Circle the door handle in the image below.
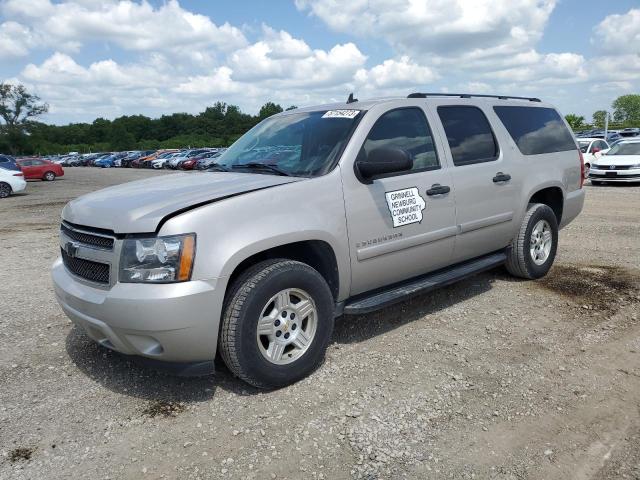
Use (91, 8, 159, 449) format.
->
(426, 184, 451, 196)
(493, 172, 511, 183)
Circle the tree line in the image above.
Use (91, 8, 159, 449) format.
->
(0, 83, 294, 155)
(564, 94, 640, 131)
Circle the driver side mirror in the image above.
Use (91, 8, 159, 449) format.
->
(591, 147, 601, 154)
(355, 147, 413, 184)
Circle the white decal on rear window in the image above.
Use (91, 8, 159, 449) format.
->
(385, 187, 426, 228)
(321, 110, 360, 119)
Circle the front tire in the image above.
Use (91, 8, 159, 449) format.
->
(505, 203, 558, 279)
(219, 259, 334, 389)
(43, 171, 56, 181)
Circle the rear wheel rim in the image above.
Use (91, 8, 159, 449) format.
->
(256, 288, 317, 365)
(530, 219, 552, 265)
(0, 183, 11, 198)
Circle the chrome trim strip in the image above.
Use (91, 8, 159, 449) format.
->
(356, 226, 458, 261)
(458, 212, 514, 234)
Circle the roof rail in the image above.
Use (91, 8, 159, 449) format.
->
(407, 92, 541, 102)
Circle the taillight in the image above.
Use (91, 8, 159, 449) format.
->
(578, 150, 585, 188)
(13, 172, 24, 177)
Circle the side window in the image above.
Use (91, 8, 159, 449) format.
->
(493, 106, 576, 155)
(20, 160, 32, 166)
(31, 160, 44, 166)
(597, 141, 608, 150)
(436, 106, 499, 166)
(360, 108, 439, 173)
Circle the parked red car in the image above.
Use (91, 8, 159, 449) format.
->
(17, 158, 64, 181)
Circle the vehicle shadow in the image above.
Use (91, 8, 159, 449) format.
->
(332, 269, 503, 345)
(64, 327, 261, 403)
(65, 268, 507, 401)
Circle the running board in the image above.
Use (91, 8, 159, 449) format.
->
(343, 252, 507, 315)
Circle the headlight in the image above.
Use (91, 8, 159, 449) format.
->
(119, 234, 196, 283)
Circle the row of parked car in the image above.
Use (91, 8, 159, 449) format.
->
(0, 153, 66, 198)
(574, 127, 640, 144)
(48, 148, 227, 170)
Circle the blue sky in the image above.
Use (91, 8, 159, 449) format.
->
(1, 0, 639, 125)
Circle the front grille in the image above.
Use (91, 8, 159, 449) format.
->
(61, 248, 110, 284)
(61, 224, 114, 250)
(595, 165, 632, 170)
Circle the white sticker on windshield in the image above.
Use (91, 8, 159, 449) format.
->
(385, 187, 426, 228)
(322, 110, 360, 119)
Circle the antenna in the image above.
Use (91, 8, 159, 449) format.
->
(346, 93, 358, 104)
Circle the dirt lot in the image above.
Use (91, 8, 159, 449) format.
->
(1, 169, 639, 480)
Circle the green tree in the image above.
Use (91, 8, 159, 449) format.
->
(592, 110, 607, 128)
(564, 114, 585, 131)
(0, 83, 49, 154)
(612, 94, 640, 124)
(259, 102, 283, 120)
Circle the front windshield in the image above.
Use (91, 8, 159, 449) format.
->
(215, 110, 363, 177)
(607, 142, 640, 156)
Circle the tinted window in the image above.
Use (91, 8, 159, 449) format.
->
(437, 106, 498, 166)
(493, 106, 576, 155)
(360, 108, 439, 173)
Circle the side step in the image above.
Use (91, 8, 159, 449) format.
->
(343, 252, 507, 315)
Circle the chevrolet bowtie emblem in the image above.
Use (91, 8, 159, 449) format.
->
(66, 241, 80, 258)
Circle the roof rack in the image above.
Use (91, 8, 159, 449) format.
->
(407, 92, 541, 102)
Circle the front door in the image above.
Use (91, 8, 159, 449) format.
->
(341, 106, 457, 296)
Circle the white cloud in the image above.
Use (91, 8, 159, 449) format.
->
(354, 56, 437, 88)
(229, 27, 367, 87)
(296, 0, 556, 60)
(592, 8, 640, 54)
(487, 52, 588, 84)
(0, 0, 247, 57)
(0, 21, 36, 58)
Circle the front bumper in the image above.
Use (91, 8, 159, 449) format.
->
(52, 257, 226, 362)
(589, 167, 640, 182)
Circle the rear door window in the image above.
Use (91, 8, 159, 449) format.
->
(493, 106, 576, 155)
(436, 106, 499, 166)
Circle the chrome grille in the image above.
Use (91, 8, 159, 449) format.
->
(61, 248, 110, 284)
(60, 223, 114, 250)
(595, 165, 631, 170)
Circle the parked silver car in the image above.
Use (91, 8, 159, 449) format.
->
(52, 93, 585, 387)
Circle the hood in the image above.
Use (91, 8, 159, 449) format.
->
(594, 155, 640, 166)
(62, 172, 302, 233)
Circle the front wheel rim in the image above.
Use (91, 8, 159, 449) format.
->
(530, 219, 552, 265)
(256, 288, 317, 365)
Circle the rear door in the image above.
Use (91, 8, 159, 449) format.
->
(18, 160, 36, 179)
(430, 103, 521, 262)
(341, 105, 457, 295)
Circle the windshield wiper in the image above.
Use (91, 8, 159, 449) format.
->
(207, 163, 230, 172)
(231, 162, 291, 176)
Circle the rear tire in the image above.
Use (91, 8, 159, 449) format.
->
(505, 203, 558, 280)
(43, 171, 56, 181)
(219, 259, 334, 389)
(0, 182, 11, 198)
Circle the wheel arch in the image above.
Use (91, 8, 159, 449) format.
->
(528, 185, 564, 224)
(225, 240, 341, 303)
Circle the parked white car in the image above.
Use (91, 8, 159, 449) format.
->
(589, 139, 640, 184)
(577, 137, 609, 174)
(0, 168, 27, 198)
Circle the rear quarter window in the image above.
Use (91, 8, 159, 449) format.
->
(493, 106, 576, 155)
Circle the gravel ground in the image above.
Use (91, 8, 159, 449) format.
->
(1, 169, 639, 480)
